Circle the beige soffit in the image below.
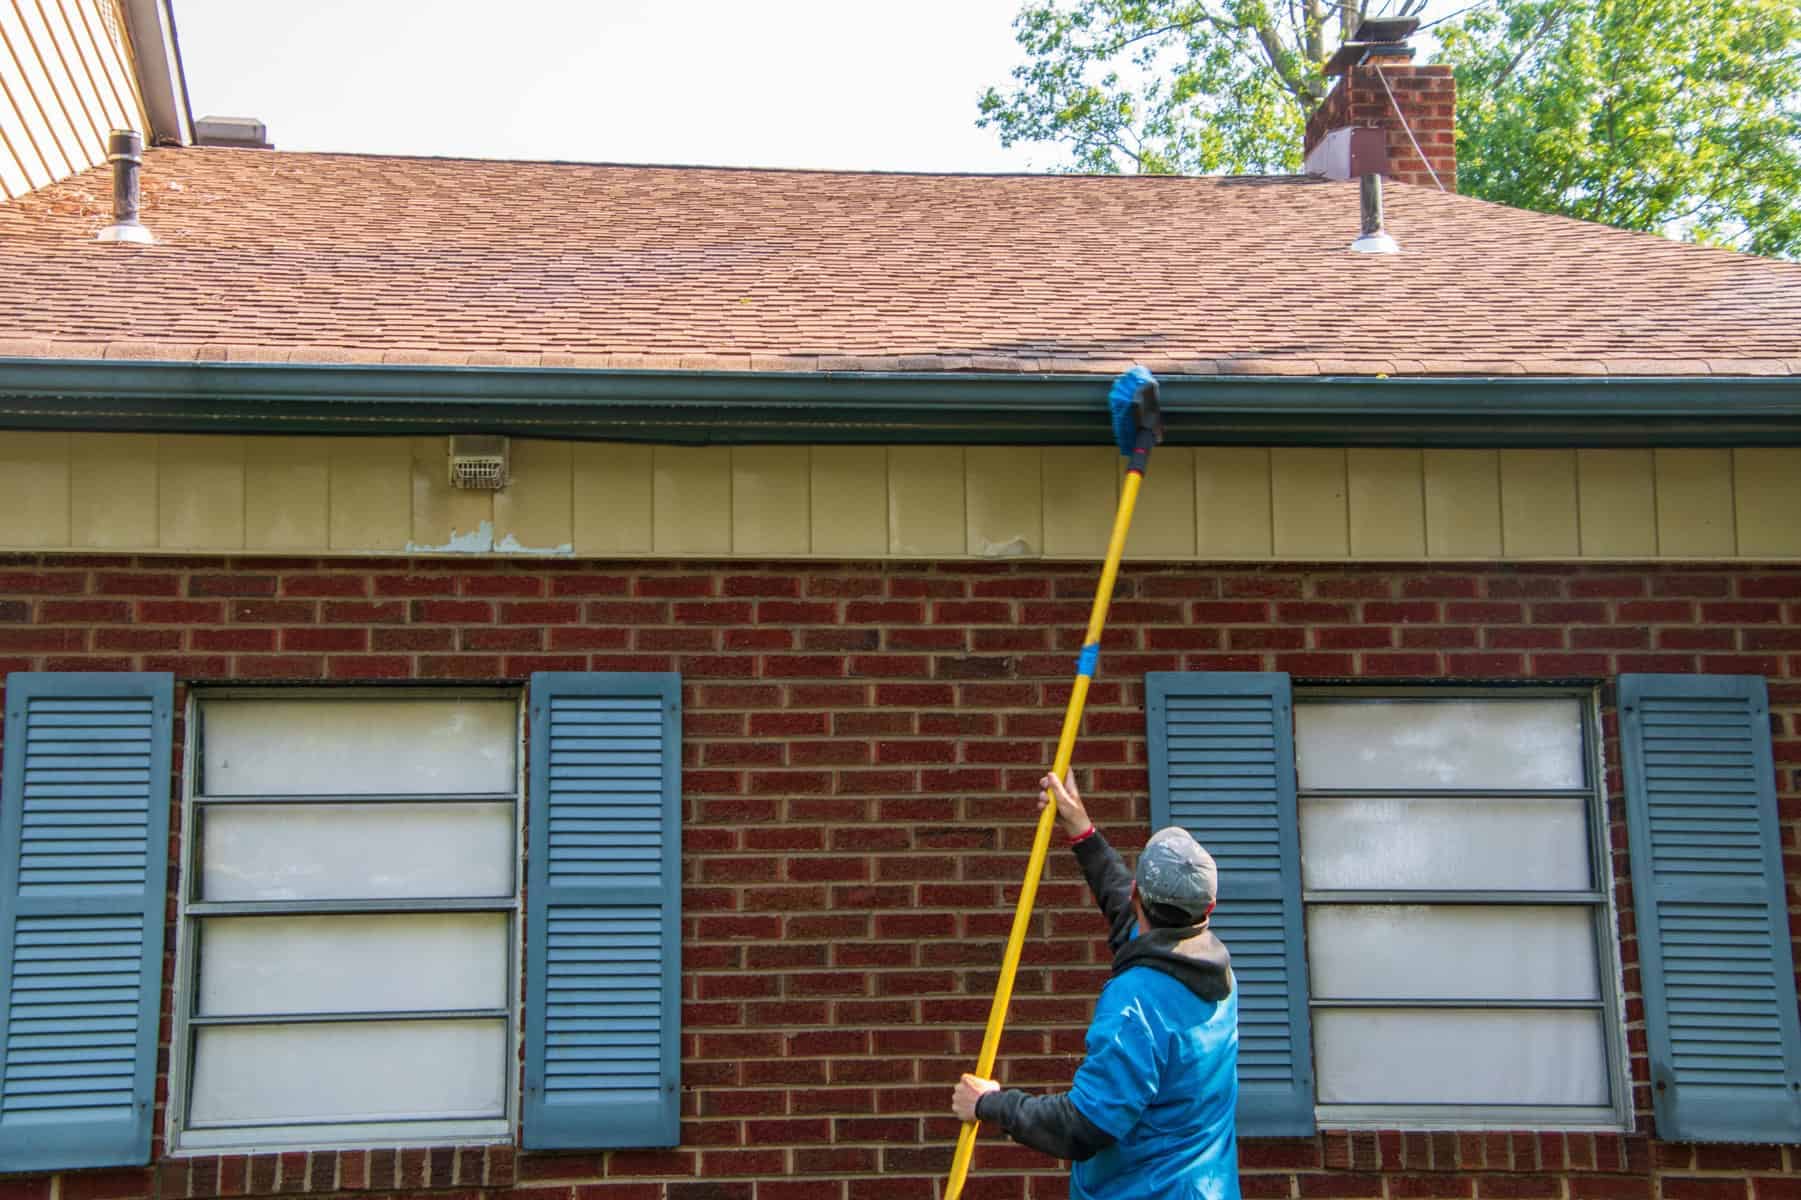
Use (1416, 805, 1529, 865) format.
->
(1, 435, 1798, 562)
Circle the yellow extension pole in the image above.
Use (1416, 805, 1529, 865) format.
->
(943, 465, 1150, 1200)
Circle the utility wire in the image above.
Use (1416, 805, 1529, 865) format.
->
(1416, 0, 1497, 32)
(1373, 62, 1449, 191)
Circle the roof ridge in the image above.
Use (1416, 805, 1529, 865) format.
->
(149, 145, 1322, 182)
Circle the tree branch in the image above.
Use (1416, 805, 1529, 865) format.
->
(1304, 0, 1325, 64)
(1590, 49, 1620, 221)
(1094, 20, 1199, 56)
(1491, 3, 1568, 92)
(1089, 6, 1234, 59)
(1252, 17, 1310, 104)
(1626, 168, 1735, 231)
(1108, 132, 1147, 170)
(1415, 0, 1496, 33)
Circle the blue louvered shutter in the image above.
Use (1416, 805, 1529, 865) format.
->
(1619, 674, 1801, 1142)
(0, 672, 172, 1171)
(525, 672, 681, 1149)
(1146, 671, 1313, 1136)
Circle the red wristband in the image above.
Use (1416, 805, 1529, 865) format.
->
(1069, 825, 1097, 845)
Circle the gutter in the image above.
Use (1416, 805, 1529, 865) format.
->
(0, 358, 1798, 447)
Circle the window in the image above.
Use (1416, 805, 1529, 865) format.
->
(170, 692, 522, 1150)
(1294, 691, 1624, 1127)
(1149, 670, 1795, 1141)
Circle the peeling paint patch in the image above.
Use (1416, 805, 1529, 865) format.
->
(976, 536, 1035, 558)
(495, 533, 574, 556)
(406, 521, 574, 555)
(407, 520, 495, 554)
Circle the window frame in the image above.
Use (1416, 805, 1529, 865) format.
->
(1293, 683, 1633, 1132)
(165, 686, 526, 1155)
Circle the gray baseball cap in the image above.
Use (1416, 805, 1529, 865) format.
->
(1135, 827, 1219, 923)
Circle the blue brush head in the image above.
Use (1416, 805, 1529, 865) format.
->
(1108, 365, 1158, 456)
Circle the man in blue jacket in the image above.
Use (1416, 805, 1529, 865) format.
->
(951, 772, 1239, 1200)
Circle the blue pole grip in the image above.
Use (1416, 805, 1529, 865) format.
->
(1075, 643, 1101, 677)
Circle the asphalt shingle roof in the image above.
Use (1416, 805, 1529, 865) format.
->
(0, 148, 1797, 377)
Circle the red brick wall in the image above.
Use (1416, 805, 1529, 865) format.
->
(1, 556, 1798, 1200)
(1304, 64, 1458, 191)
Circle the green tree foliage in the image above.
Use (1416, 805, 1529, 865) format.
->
(977, 0, 1801, 256)
(1439, 0, 1800, 256)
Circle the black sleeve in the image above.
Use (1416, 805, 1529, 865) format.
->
(1073, 830, 1137, 952)
(975, 1088, 1117, 1162)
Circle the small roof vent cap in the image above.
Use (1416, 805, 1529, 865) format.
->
(194, 115, 272, 149)
(1349, 173, 1400, 254)
(97, 129, 152, 245)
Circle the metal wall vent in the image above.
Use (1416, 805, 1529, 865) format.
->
(448, 435, 510, 489)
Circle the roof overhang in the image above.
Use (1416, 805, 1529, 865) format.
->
(120, 0, 194, 146)
(1, 358, 1798, 448)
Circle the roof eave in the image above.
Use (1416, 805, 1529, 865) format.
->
(0, 358, 1798, 448)
(120, 0, 194, 146)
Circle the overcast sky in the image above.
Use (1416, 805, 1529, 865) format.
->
(172, 0, 1047, 172)
(171, 1, 1456, 173)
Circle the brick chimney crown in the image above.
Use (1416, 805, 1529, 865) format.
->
(1303, 59, 1456, 191)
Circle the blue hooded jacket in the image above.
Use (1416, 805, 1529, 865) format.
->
(975, 830, 1239, 1200)
(1068, 962, 1238, 1199)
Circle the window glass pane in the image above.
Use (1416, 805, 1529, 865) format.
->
(182, 1117, 507, 1151)
(1307, 906, 1600, 1001)
(1300, 796, 1592, 890)
(200, 802, 514, 900)
(188, 1019, 506, 1125)
(1314, 1009, 1608, 1105)
(1296, 699, 1584, 791)
(197, 914, 508, 1016)
(201, 699, 516, 796)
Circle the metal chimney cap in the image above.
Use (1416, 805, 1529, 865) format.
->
(1351, 15, 1422, 42)
(1325, 15, 1421, 75)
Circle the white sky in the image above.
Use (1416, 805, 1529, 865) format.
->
(171, 1, 1457, 173)
(172, 0, 1047, 172)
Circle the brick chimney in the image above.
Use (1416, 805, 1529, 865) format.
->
(1303, 26, 1456, 191)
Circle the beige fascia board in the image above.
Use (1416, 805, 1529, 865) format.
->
(120, 0, 190, 144)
